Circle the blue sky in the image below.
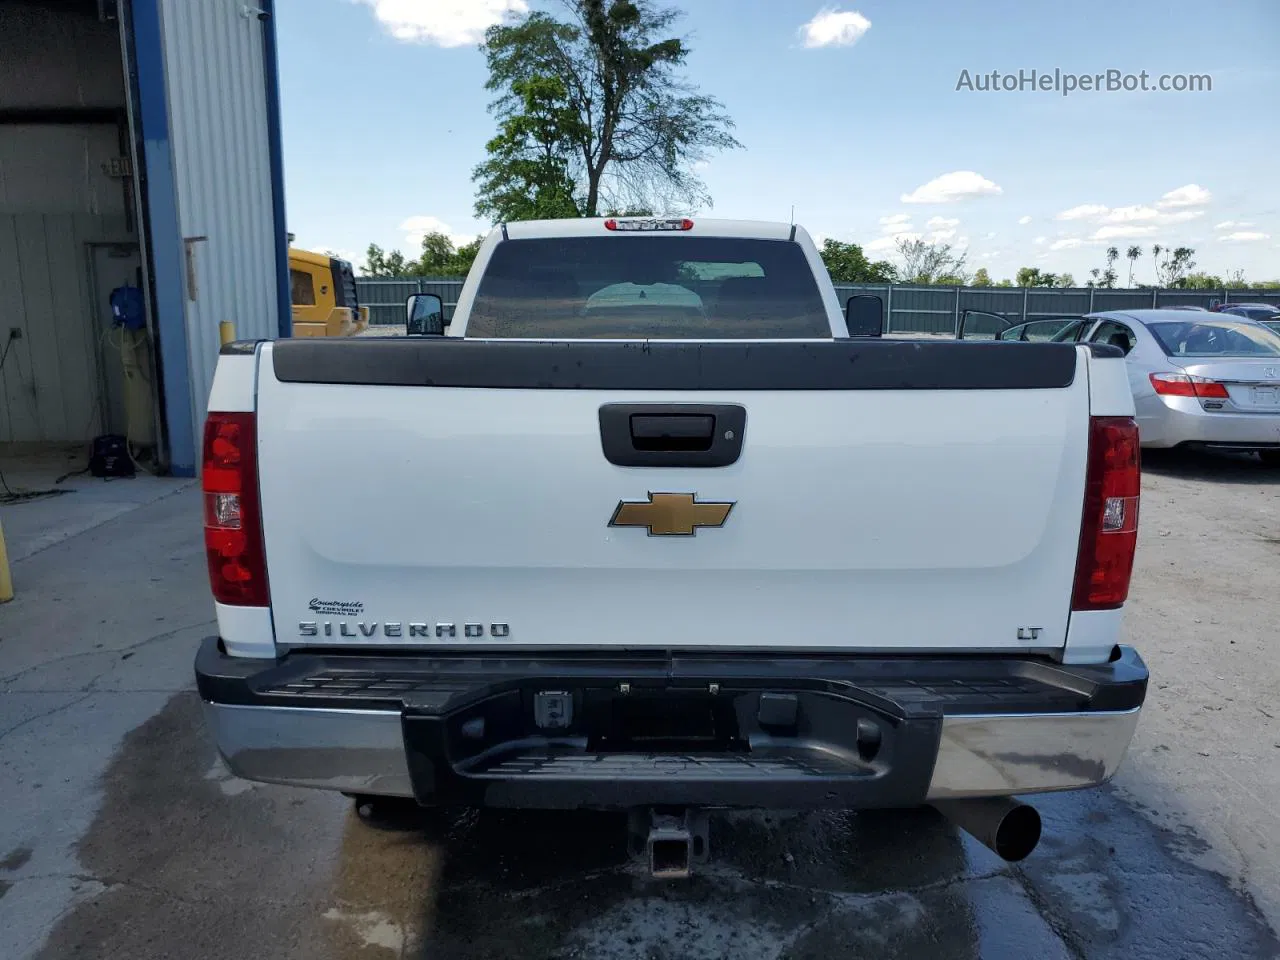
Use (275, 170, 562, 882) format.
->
(276, 0, 1280, 283)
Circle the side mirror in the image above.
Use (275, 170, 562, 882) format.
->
(405, 293, 445, 335)
(845, 295, 884, 337)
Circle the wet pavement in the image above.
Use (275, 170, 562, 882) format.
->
(17, 691, 1280, 960)
(3, 450, 1280, 959)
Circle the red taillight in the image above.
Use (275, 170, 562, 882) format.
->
(1072, 416, 1140, 611)
(1149, 372, 1230, 400)
(202, 412, 268, 606)
(603, 217, 694, 231)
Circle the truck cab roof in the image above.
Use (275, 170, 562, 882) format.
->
(500, 217, 800, 242)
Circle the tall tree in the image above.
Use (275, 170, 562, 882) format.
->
(1152, 245, 1197, 287)
(819, 239, 897, 283)
(972, 267, 992, 287)
(477, 0, 741, 219)
(1182, 271, 1225, 290)
(473, 75, 585, 222)
(1125, 245, 1142, 287)
(364, 243, 391, 278)
(1091, 247, 1119, 288)
(411, 232, 485, 278)
(1016, 266, 1058, 287)
(896, 237, 968, 284)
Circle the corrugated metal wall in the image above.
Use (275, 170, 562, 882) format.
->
(158, 0, 278, 440)
(0, 5, 133, 443)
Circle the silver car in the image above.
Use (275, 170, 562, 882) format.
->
(959, 308, 1280, 464)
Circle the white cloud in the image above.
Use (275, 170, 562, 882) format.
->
(1154, 210, 1204, 224)
(1091, 225, 1159, 240)
(926, 216, 961, 229)
(866, 232, 917, 252)
(901, 171, 1002, 204)
(351, 0, 528, 47)
(1033, 236, 1047, 246)
(1156, 184, 1211, 209)
(928, 229, 957, 242)
(799, 8, 872, 48)
(1049, 237, 1087, 251)
(1097, 205, 1159, 223)
(1056, 203, 1109, 221)
(877, 213, 914, 235)
(1214, 220, 1254, 230)
(1017, 215, 1033, 225)
(984, 231, 997, 240)
(1055, 202, 1205, 228)
(399, 214, 481, 250)
(1219, 231, 1271, 243)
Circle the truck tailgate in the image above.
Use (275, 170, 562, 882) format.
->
(255, 338, 1090, 653)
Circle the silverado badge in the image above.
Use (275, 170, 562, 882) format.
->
(609, 492, 734, 537)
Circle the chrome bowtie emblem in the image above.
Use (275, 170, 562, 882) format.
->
(609, 492, 734, 537)
(1264, 366, 1277, 380)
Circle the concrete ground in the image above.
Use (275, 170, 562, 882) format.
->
(1, 449, 1278, 959)
(0, 444, 187, 564)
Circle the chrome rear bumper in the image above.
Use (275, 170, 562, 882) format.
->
(202, 702, 1142, 802)
(197, 639, 1147, 807)
(202, 702, 414, 797)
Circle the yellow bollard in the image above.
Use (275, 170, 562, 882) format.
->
(0, 516, 13, 603)
(219, 320, 236, 346)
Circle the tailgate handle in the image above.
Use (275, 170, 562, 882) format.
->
(599, 403, 746, 468)
(630, 415, 714, 451)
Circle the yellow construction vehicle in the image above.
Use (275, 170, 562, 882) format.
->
(288, 247, 369, 337)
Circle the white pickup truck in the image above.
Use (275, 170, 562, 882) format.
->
(196, 217, 1148, 873)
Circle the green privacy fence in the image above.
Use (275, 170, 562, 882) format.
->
(356, 277, 1280, 334)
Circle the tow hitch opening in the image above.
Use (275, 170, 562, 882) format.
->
(629, 807, 710, 879)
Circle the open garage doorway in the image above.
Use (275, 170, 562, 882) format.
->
(0, 0, 162, 483)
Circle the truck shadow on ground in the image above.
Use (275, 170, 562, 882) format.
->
(1141, 447, 1280, 485)
(29, 692, 1280, 960)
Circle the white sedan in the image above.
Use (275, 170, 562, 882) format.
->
(961, 308, 1280, 464)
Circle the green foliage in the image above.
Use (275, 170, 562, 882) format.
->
(363, 243, 392, 278)
(1015, 267, 1074, 288)
(473, 74, 585, 222)
(897, 238, 968, 284)
(412, 232, 484, 278)
(1016, 266, 1052, 287)
(1125, 245, 1143, 286)
(971, 268, 992, 287)
(1182, 271, 1225, 290)
(475, 0, 741, 219)
(361, 235, 483, 279)
(819, 239, 897, 283)
(1152, 245, 1197, 287)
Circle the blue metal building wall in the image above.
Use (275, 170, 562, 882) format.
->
(125, 0, 196, 475)
(262, 0, 292, 339)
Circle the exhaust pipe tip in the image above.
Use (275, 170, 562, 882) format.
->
(933, 797, 1042, 863)
(990, 802, 1041, 862)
